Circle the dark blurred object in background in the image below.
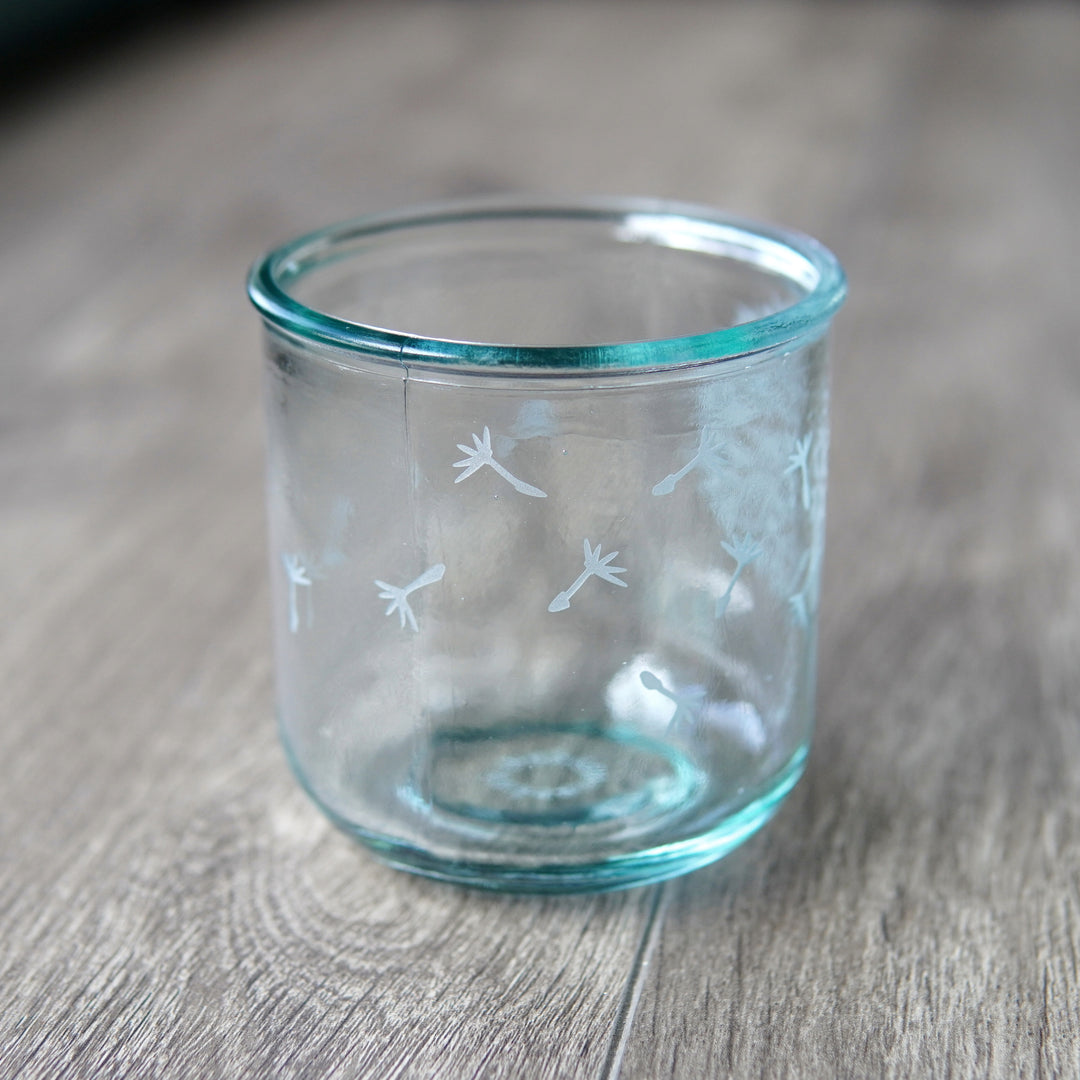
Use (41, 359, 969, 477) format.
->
(0, 0, 243, 100)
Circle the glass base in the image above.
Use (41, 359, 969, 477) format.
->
(289, 720, 807, 893)
(425, 723, 701, 827)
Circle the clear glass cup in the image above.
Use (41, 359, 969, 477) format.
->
(247, 197, 846, 892)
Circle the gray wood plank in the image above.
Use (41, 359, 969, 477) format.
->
(618, 4, 1080, 1077)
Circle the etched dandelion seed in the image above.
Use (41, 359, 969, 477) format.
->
(652, 432, 727, 496)
(785, 434, 813, 510)
(548, 539, 628, 613)
(453, 426, 546, 497)
(374, 563, 446, 632)
(789, 590, 810, 628)
(281, 553, 312, 634)
(787, 548, 813, 629)
(715, 533, 763, 619)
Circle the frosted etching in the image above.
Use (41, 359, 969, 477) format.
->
(281, 553, 312, 634)
(652, 432, 726, 495)
(453, 426, 547, 497)
(715, 534, 763, 618)
(375, 563, 446, 632)
(548, 540, 628, 612)
(788, 550, 813, 628)
(639, 670, 706, 732)
(693, 348, 821, 597)
(785, 434, 813, 510)
(789, 590, 810, 628)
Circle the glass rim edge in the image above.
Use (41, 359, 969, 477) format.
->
(246, 195, 847, 373)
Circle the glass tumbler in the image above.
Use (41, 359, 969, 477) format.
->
(247, 197, 846, 892)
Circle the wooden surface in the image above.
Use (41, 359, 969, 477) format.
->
(2, 2, 1078, 1076)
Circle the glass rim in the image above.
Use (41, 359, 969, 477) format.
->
(246, 195, 847, 373)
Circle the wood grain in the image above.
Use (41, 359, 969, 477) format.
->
(1, 2, 1077, 1077)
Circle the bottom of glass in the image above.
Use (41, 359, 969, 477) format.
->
(425, 722, 704, 827)
(285, 719, 807, 893)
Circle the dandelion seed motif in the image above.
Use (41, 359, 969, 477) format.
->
(639, 670, 706, 731)
(281, 553, 312, 634)
(715, 533, 763, 619)
(453, 426, 547, 498)
(374, 563, 446, 632)
(784, 434, 813, 510)
(787, 549, 813, 629)
(548, 539, 628, 613)
(789, 590, 810, 629)
(652, 432, 727, 496)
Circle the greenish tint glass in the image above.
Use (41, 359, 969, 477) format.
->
(248, 196, 846, 892)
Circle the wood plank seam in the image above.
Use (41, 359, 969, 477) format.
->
(600, 885, 669, 1080)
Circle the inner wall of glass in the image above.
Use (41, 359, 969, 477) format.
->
(283, 216, 809, 347)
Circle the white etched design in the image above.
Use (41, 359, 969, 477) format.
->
(715, 534, 763, 618)
(788, 549, 813, 629)
(453, 426, 547, 497)
(652, 432, 726, 495)
(374, 563, 446, 632)
(639, 671, 706, 732)
(281, 553, 312, 634)
(549, 540, 628, 612)
(789, 591, 810, 629)
(785, 434, 813, 510)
